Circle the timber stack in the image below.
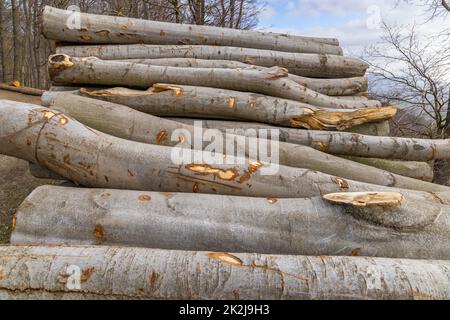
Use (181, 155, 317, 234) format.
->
(0, 6, 449, 300)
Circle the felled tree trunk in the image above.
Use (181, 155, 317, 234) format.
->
(44, 93, 445, 193)
(56, 45, 368, 78)
(2, 100, 450, 201)
(1, 245, 449, 300)
(172, 118, 450, 161)
(74, 85, 393, 130)
(341, 156, 434, 182)
(42, 6, 342, 55)
(48, 55, 380, 109)
(118, 58, 369, 96)
(11, 186, 450, 260)
(0, 83, 44, 96)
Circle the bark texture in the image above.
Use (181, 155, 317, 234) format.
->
(56, 45, 369, 78)
(48, 55, 380, 109)
(1, 245, 450, 300)
(44, 93, 445, 193)
(11, 186, 450, 260)
(2, 100, 450, 201)
(75, 85, 393, 130)
(42, 6, 342, 55)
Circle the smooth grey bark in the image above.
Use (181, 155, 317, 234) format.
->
(44, 93, 446, 193)
(42, 6, 342, 55)
(341, 156, 434, 182)
(56, 45, 368, 78)
(1, 245, 450, 300)
(172, 118, 450, 161)
(74, 86, 393, 130)
(48, 55, 380, 109)
(116, 58, 369, 96)
(11, 186, 450, 260)
(2, 100, 450, 201)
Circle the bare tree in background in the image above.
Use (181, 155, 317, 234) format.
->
(364, 23, 450, 183)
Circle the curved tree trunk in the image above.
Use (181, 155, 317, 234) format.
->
(44, 93, 445, 193)
(48, 55, 380, 109)
(118, 58, 369, 96)
(1, 245, 450, 300)
(56, 45, 368, 78)
(73, 85, 394, 130)
(172, 118, 450, 161)
(1, 100, 449, 201)
(11, 186, 450, 260)
(42, 6, 342, 55)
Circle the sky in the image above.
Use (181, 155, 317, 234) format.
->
(257, 0, 450, 57)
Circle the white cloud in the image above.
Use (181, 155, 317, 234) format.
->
(260, 1, 450, 58)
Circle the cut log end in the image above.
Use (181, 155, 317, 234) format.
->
(291, 106, 397, 130)
(48, 54, 75, 70)
(323, 192, 404, 207)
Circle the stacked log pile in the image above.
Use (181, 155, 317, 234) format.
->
(1, 6, 450, 299)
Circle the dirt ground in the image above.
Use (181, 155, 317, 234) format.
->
(0, 89, 56, 243)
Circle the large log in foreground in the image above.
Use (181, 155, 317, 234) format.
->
(42, 6, 342, 55)
(2, 100, 450, 201)
(43, 93, 443, 192)
(75, 85, 394, 129)
(48, 55, 380, 109)
(174, 119, 450, 161)
(11, 186, 450, 260)
(1, 245, 450, 300)
(56, 44, 368, 78)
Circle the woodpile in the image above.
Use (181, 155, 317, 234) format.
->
(1, 6, 450, 299)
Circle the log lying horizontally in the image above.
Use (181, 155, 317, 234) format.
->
(11, 186, 450, 260)
(74, 86, 394, 130)
(48, 55, 380, 109)
(172, 119, 450, 161)
(117, 58, 369, 96)
(341, 156, 434, 182)
(42, 6, 342, 55)
(2, 245, 450, 299)
(0, 83, 45, 96)
(43, 93, 444, 192)
(56, 44, 368, 78)
(2, 100, 450, 200)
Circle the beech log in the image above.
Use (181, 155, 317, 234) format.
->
(43, 6, 342, 55)
(11, 186, 450, 260)
(56, 45, 369, 78)
(2, 245, 450, 299)
(172, 119, 450, 161)
(73, 86, 393, 130)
